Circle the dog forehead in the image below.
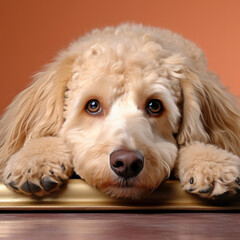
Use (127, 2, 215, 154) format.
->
(70, 60, 173, 100)
(72, 42, 170, 85)
(64, 38, 183, 117)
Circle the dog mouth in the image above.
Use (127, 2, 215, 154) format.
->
(100, 178, 153, 199)
(115, 178, 136, 188)
(99, 177, 137, 189)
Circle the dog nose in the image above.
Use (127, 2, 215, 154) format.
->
(110, 150, 144, 179)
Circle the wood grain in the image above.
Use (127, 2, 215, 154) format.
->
(0, 213, 239, 240)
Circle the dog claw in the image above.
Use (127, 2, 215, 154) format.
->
(9, 181, 18, 191)
(235, 177, 240, 185)
(213, 191, 230, 199)
(60, 177, 68, 183)
(190, 177, 194, 184)
(21, 181, 41, 193)
(235, 188, 240, 193)
(41, 177, 58, 191)
(61, 164, 66, 171)
(219, 177, 224, 182)
(199, 186, 212, 194)
(7, 173, 12, 179)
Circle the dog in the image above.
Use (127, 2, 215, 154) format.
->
(0, 24, 239, 199)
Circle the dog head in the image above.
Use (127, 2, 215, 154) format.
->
(60, 34, 183, 198)
(1, 24, 239, 198)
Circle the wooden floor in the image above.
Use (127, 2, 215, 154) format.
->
(0, 213, 240, 239)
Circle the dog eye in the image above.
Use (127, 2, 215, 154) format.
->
(146, 99, 164, 116)
(86, 100, 102, 114)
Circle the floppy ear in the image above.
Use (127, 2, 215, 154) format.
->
(177, 68, 240, 156)
(0, 51, 77, 169)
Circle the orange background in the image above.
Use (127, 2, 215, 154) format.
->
(0, 0, 239, 115)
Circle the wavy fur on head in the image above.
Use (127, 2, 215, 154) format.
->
(0, 24, 239, 199)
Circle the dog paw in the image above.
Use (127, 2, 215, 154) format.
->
(3, 137, 73, 196)
(181, 173, 240, 199)
(177, 142, 240, 198)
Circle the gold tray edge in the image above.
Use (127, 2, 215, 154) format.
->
(0, 179, 239, 211)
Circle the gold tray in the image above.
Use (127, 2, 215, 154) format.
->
(0, 179, 239, 211)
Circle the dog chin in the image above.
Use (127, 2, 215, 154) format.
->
(100, 185, 151, 200)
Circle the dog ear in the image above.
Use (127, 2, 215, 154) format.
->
(177, 68, 240, 156)
(0, 52, 77, 167)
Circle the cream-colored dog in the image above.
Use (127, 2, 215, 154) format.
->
(0, 24, 239, 199)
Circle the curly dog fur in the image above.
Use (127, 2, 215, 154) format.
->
(0, 24, 239, 199)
